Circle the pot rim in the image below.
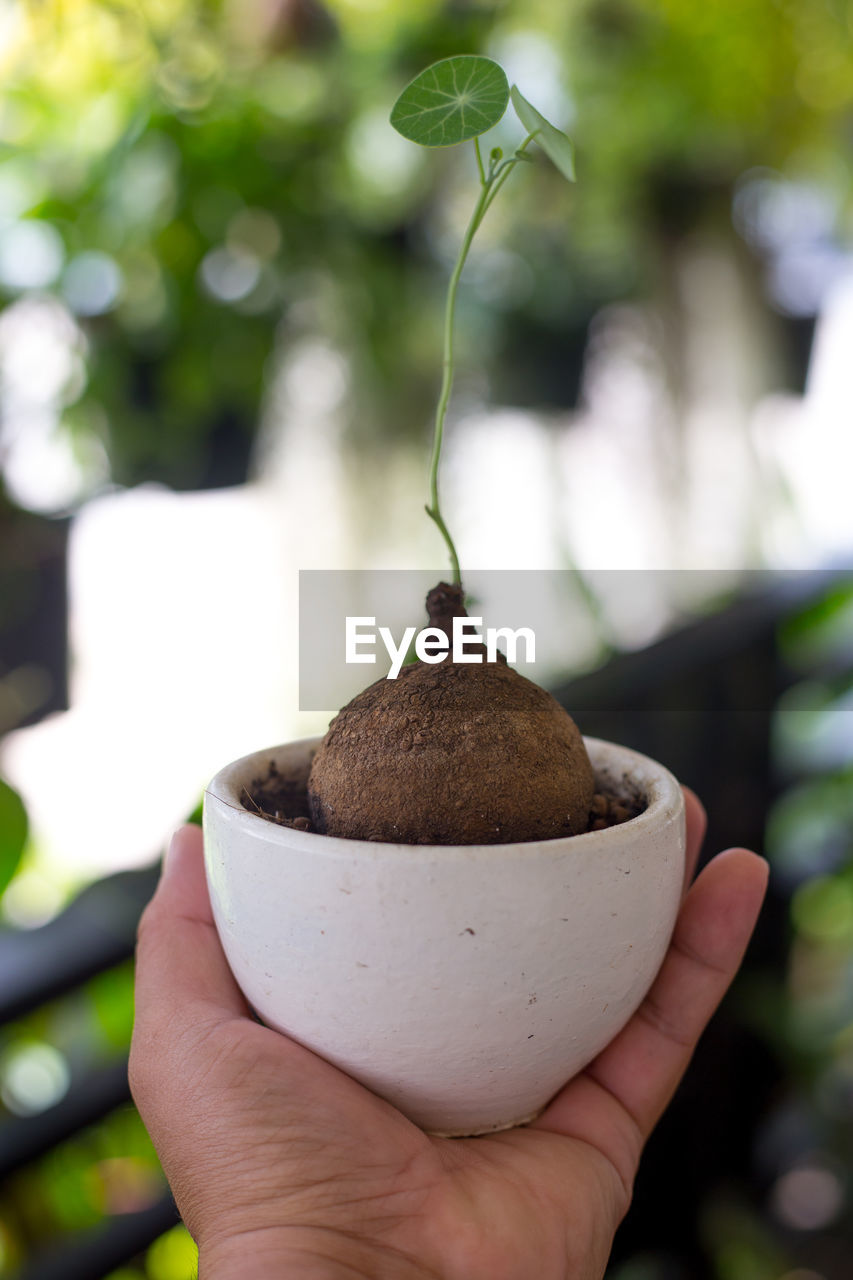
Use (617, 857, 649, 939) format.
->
(204, 735, 683, 860)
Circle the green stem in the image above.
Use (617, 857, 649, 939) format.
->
(425, 143, 496, 586)
(425, 134, 537, 584)
(422, 135, 535, 586)
(425, 136, 537, 586)
(477, 132, 535, 225)
(474, 136, 486, 186)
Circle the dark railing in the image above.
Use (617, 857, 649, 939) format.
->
(0, 570, 839, 1279)
(0, 866, 159, 1028)
(0, 865, 179, 1279)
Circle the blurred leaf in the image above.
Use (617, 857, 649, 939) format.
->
(767, 766, 853, 880)
(778, 579, 853, 671)
(89, 963, 135, 1051)
(510, 86, 576, 182)
(146, 1224, 198, 1280)
(792, 874, 853, 945)
(4, 1104, 163, 1249)
(701, 1199, 789, 1280)
(390, 56, 509, 147)
(0, 777, 28, 897)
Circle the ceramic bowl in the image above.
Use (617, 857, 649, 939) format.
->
(203, 736, 685, 1137)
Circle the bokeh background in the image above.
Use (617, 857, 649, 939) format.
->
(1, 1, 852, 1276)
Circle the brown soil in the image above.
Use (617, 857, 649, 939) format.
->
(247, 581, 644, 844)
(306, 581, 600, 845)
(243, 760, 645, 838)
(241, 754, 315, 831)
(306, 659, 595, 843)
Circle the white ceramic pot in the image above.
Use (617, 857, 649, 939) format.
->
(203, 736, 685, 1137)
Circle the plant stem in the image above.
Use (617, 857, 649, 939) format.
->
(474, 136, 486, 185)
(425, 152, 488, 585)
(425, 133, 537, 585)
(478, 132, 535, 223)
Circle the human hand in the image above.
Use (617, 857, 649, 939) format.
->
(130, 790, 767, 1280)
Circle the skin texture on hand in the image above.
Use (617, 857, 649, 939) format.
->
(129, 790, 768, 1280)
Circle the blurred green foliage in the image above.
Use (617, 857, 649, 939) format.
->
(716, 578, 853, 1278)
(0, 958, 164, 1265)
(0, 778, 27, 896)
(2, 3, 853, 1277)
(143, 1225, 198, 1280)
(1, 0, 852, 494)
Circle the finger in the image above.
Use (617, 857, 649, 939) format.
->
(134, 825, 249, 1037)
(682, 787, 706, 894)
(584, 847, 766, 1140)
(532, 847, 767, 1187)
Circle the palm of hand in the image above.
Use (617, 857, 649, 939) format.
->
(164, 1014, 626, 1279)
(131, 795, 766, 1280)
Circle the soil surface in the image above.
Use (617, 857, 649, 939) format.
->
(241, 754, 315, 831)
(243, 759, 645, 838)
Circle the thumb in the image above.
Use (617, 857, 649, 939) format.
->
(129, 826, 250, 1223)
(132, 825, 249, 1052)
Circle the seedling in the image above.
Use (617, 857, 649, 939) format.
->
(298, 59, 588, 846)
(390, 55, 576, 585)
(245, 57, 613, 848)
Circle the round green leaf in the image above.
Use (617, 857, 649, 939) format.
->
(390, 56, 510, 148)
(510, 85, 576, 182)
(0, 776, 28, 897)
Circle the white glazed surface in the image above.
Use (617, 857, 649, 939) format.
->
(203, 736, 685, 1137)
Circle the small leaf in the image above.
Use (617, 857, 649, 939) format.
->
(391, 56, 510, 148)
(0, 776, 28, 897)
(510, 85, 576, 182)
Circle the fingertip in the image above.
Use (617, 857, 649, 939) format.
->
(153, 822, 213, 927)
(162, 823, 203, 879)
(682, 786, 707, 843)
(681, 786, 707, 891)
(681, 785, 705, 821)
(716, 846, 771, 914)
(710, 845, 770, 889)
(678, 845, 769, 971)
